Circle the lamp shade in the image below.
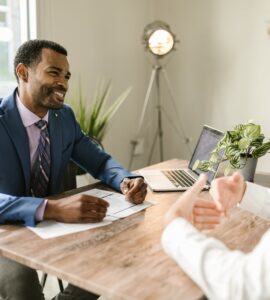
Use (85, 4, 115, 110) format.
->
(142, 20, 176, 57)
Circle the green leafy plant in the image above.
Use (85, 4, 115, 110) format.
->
(193, 122, 270, 176)
(66, 79, 132, 176)
(67, 79, 132, 142)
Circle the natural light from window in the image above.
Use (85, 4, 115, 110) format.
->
(0, 0, 36, 96)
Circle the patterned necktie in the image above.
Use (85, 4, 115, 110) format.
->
(30, 120, 51, 197)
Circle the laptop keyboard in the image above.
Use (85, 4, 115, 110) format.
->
(162, 169, 196, 188)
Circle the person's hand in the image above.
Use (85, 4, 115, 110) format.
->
(192, 198, 222, 230)
(44, 194, 109, 223)
(120, 177, 147, 204)
(164, 174, 220, 228)
(210, 172, 246, 214)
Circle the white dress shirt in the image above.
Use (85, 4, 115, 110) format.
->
(161, 182, 270, 300)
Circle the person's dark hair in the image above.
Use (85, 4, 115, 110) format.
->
(14, 39, 68, 82)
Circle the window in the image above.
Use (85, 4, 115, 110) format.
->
(0, 0, 36, 96)
(0, 11, 8, 27)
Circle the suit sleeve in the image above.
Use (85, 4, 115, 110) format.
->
(0, 194, 44, 227)
(96, 157, 139, 192)
(68, 108, 138, 191)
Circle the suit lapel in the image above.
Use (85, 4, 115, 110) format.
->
(0, 90, 64, 196)
(48, 110, 62, 194)
(0, 90, 31, 194)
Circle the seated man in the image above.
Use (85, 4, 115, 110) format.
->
(162, 172, 270, 300)
(0, 39, 147, 300)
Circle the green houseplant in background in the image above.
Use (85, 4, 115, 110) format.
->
(66, 79, 132, 176)
(68, 79, 132, 142)
(193, 122, 270, 181)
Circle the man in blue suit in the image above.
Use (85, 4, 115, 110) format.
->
(0, 39, 147, 300)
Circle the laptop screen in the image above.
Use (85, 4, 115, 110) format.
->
(188, 126, 224, 183)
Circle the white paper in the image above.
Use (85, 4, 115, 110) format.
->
(112, 202, 152, 218)
(82, 189, 152, 217)
(28, 189, 153, 239)
(28, 217, 113, 239)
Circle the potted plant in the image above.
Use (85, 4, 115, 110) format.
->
(68, 79, 132, 142)
(193, 122, 270, 181)
(70, 80, 132, 142)
(63, 79, 132, 188)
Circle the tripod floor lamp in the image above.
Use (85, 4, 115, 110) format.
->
(128, 20, 192, 169)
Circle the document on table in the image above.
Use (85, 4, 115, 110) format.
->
(28, 189, 153, 239)
(83, 189, 152, 218)
(27, 217, 114, 239)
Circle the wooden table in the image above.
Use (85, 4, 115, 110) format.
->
(0, 159, 270, 300)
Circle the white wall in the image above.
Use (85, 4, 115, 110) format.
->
(36, 0, 270, 172)
(156, 0, 270, 172)
(36, 0, 156, 170)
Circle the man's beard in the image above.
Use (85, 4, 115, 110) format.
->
(33, 84, 66, 110)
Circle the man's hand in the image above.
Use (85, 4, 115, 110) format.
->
(165, 174, 208, 226)
(210, 172, 246, 214)
(44, 194, 109, 223)
(120, 177, 147, 204)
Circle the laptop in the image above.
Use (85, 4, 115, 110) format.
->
(139, 125, 224, 191)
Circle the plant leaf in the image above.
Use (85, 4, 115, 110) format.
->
(238, 137, 250, 150)
(253, 142, 270, 158)
(102, 86, 132, 121)
(243, 123, 261, 139)
(66, 78, 132, 142)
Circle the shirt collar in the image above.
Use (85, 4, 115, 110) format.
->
(16, 93, 49, 127)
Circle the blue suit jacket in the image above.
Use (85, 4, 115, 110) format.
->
(0, 89, 135, 226)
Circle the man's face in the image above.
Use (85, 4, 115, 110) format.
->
(26, 48, 71, 113)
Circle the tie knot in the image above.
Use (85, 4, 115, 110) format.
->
(35, 120, 47, 130)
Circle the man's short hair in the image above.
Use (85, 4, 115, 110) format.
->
(14, 39, 68, 82)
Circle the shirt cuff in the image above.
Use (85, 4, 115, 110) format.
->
(240, 182, 267, 215)
(120, 175, 144, 182)
(35, 199, 48, 221)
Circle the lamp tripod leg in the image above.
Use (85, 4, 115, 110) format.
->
(161, 68, 192, 156)
(156, 67, 164, 162)
(128, 67, 157, 169)
(129, 64, 191, 169)
(147, 129, 159, 165)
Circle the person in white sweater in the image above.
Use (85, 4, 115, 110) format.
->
(161, 172, 270, 300)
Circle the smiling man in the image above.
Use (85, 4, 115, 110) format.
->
(0, 40, 147, 300)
